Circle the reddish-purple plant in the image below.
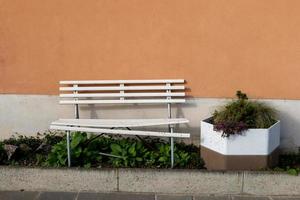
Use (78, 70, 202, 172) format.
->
(213, 121, 248, 137)
(212, 91, 277, 137)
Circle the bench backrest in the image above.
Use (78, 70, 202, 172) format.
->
(59, 79, 186, 105)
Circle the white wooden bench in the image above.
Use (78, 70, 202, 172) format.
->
(50, 79, 190, 167)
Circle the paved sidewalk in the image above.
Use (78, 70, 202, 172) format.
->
(1, 191, 300, 200)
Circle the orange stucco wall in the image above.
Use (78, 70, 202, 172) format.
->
(1, 0, 300, 99)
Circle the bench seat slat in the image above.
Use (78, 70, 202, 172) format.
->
(59, 99, 185, 104)
(50, 125, 190, 138)
(60, 92, 185, 98)
(60, 86, 185, 91)
(51, 118, 189, 128)
(60, 79, 184, 85)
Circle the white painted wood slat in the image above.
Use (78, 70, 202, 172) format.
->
(59, 92, 185, 98)
(59, 85, 185, 91)
(60, 79, 184, 85)
(51, 118, 189, 128)
(59, 99, 185, 104)
(50, 125, 190, 138)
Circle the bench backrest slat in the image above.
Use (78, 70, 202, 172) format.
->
(60, 85, 184, 91)
(59, 79, 186, 105)
(60, 79, 184, 85)
(60, 92, 185, 98)
(60, 99, 185, 104)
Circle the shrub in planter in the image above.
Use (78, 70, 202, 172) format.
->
(212, 91, 277, 137)
(201, 91, 280, 170)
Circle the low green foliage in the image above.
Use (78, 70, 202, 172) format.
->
(0, 132, 204, 169)
(287, 168, 299, 176)
(273, 166, 300, 176)
(46, 132, 105, 167)
(212, 91, 277, 137)
(1, 132, 300, 173)
(273, 153, 300, 176)
(0, 132, 63, 166)
(46, 134, 204, 169)
(109, 139, 148, 167)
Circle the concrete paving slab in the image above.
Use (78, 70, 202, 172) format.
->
(38, 192, 77, 200)
(2, 191, 300, 200)
(243, 172, 300, 195)
(157, 194, 193, 200)
(194, 195, 231, 200)
(0, 167, 118, 192)
(272, 197, 300, 200)
(232, 196, 269, 200)
(0, 191, 39, 200)
(77, 192, 155, 200)
(118, 169, 243, 194)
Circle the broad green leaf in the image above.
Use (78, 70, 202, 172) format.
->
(71, 135, 82, 148)
(128, 144, 136, 156)
(111, 144, 122, 153)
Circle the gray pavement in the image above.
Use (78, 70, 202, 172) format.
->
(1, 191, 300, 200)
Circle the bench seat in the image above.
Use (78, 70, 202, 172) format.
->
(50, 125, 190, 138)
(51, 118, 189, 128)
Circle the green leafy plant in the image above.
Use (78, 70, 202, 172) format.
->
(109, 139, 147, 167)
(46, 132, 102, 167)
(107, 138, 204, 169)
(175, 142, 204, 169)
(146, 142, 198, 168)
(0, 132, 204, 169)
(212, 91, 277, 137)
(176, 151, 190, 167)
(157, 143, 172, 167)
(287, 168, 299, 176)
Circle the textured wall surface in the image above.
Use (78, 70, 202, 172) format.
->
(1, 95, 300, 151)
(1, 0, 300, 99)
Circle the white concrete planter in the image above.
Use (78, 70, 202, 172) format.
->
(200, 118, 280, 170)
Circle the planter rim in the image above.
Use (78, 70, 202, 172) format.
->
(202, 117, 280, 131)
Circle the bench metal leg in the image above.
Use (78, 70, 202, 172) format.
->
(170, 124, 174, 168)
(167, 102, 174, 168)
(170, 137, 174, 168)
(66, 131, 71, 167)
